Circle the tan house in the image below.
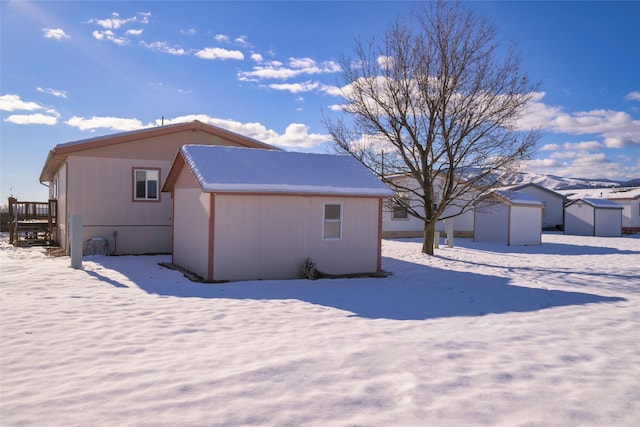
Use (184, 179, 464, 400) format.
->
(162, 145, 395, 282)
(39, 121, 277, 255)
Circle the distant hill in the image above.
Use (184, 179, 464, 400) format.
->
(498, 171, 640, 190)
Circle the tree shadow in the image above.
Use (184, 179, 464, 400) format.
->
(84, 255, 626, 321)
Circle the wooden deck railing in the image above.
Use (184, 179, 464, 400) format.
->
(7, 197, 58, 246)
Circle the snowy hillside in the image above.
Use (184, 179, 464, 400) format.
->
(498, 170, 638, 190)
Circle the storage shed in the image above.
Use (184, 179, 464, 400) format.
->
(162, 145, 395, 282)
(507, 183, 566, 230)
(564, 198, 623, 237)
(473, 190, 543, 246)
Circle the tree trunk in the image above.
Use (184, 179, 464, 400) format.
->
(421, 220, 436, 255)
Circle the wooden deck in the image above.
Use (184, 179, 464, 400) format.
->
(7, 197, 58, 246)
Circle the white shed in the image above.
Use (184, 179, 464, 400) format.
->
(507, 183, 566, 230)
(564, 198, 623, 237)
(162, 145, 395, 282)
(474, 190, 543, 246)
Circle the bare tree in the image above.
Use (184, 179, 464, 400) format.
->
(325, 1, 540, 255)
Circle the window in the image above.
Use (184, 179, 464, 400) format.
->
(392, 194, 409, 220)
(323, 203, 342, 239)
(133, 168, 160, 201)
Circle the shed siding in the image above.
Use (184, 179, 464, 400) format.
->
(474, 202, 509, 244)
(565, 202, 595, 236)
(509, 205, 542, 245)
(212, 195, 380, 281)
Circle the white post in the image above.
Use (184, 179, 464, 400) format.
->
(70, 214, 83, 269)
(434, 231, 440, 249)
(445, 218, 454, 248)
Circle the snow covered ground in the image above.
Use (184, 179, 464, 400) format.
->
(1, 232, 639, 426)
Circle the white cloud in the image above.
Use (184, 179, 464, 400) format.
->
(0, 94, 43, 111)
(195, 47, 244, 60)
(141, 41, 186, 56)
(126, 29, 144, 36)
(214, 34, 230, 43)
(562, 141, 602, 151)
(181, 28, 196, 36)
(238, 57, 341, 81)
(65, 116, 147, 132)
(268, 81, 320, 94)
(234, 35, 252, 47)
(4, 113, 58, 126)
(624, 91, 640, 102)
(42, 28, 69, 40)
(516, 93, 640, 149)
(36, 87, 68, 98)
(540, 143, 559, 151)
(92, 30, 128, 45)
(250, 53, 263, 62)
(157, 115, 330, 149)
(89, 13, 137, 30)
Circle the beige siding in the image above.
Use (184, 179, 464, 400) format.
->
(172, 185, 211, 279)
(51, 128, 260, 254)
(212, 195, 381, 281)
(72, 130, 244, 161)
(65, 156, 173, 254)
(54, 163, 68, 249)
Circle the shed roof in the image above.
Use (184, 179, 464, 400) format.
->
(163, 145, 395, 197)
(567, 198, 624, 209)
(39, 120, 276, 182)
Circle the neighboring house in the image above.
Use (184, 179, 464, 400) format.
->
(559, 187, 640, 234)
(506, 183, 566, 230)
(473, 190, 543, 246)
(39, 121, 277, 255)
(564, 198, 623, 237)
(162, 145, 395, 282)
(382, 174, 476, 238)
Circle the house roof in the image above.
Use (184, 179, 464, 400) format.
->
(507, 182, 566, 199)
(491, 190, 544, 206)
(567, 198, 624, 209)
(39, 120, 277, 182)
(163, 145, 395, 197)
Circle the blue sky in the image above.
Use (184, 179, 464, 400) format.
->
(2, 0, 639, 202)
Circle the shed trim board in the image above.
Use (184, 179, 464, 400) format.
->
(208, 194, 215, 281)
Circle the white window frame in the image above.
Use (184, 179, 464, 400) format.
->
(133, 168, 160, 202)
(323, 203, 342, 240)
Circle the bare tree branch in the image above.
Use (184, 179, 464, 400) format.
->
(324, 1, 540, 254)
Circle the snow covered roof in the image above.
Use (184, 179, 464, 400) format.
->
(507, 182, 565, 198)
(492, 190, 544, 206)
(567, 198, 624, 209)
(166, 145, 395, 197)
(558, 187, 640, 200)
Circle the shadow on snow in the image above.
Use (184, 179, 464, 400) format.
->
(84, 255, 626, 321)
